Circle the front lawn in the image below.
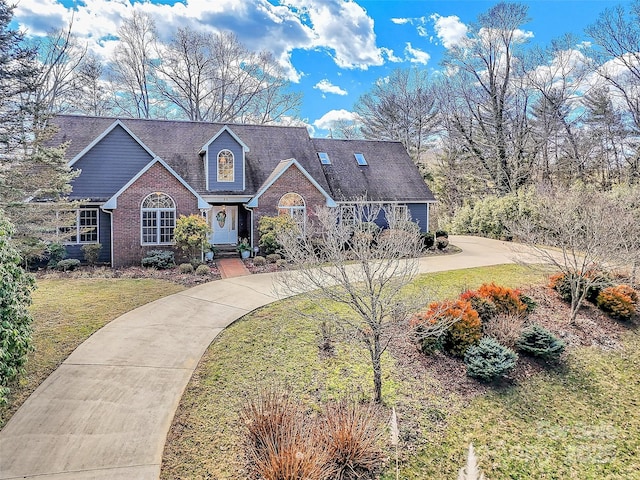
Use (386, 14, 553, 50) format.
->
(0, 278, 185, 428)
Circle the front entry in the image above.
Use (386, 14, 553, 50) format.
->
(211, 205, 238, 245)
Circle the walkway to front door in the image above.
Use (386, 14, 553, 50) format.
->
(217, 258, 250, 279)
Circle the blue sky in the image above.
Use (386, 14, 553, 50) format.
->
(13, 0, 633, 136)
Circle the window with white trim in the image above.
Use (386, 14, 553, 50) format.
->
(59, 208, 99, 244)
(278, 192, 306, 233)
(217, 149, 234, 182)
(340, 204, 357, 227)
(141, 193, 176, 244)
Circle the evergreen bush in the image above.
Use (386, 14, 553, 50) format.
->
(46, 242, 66, 268)
(464, 337, 517, 382)
(266, 253, 281, 264)
(141, 249, 175, 269)
(55, 258, 81, 271)
(253, 255, 266, 266)
(81, 243, 102, 265)
(258, 215, 296, 255)
(436, 236, 449, 250)
(596, 285, 638, 320)
(516, 324, 565, 361)
(195, 264, 210, 276)
(179, 262, 195, 274)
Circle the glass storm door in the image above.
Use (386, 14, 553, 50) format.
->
(211, 205, 238, 244)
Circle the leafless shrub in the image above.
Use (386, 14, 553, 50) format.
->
(483, 313, 525, 348)
(321, 400, 384, 480)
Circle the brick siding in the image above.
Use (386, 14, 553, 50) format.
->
(253, 164, 329, 245)
(111, 162, 200, 267)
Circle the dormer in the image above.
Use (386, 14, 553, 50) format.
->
(202, 126, 250, 192)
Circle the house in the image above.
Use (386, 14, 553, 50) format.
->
(49, 115, 436, 267)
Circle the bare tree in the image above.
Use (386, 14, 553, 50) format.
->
(154, 29, 301, 124)
(355, 68, 438, 162)
(72, 53, 114, 116)
(109, 10, 157, 118)
(276, 204, 424, 404)
(510, 186, 634, 323)
(32, 20, 87, 118)
(439, 2, 538, 194)
(586, 1, 640, 182)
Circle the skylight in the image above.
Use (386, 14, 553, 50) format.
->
(318, 152, 331, 165)
(354, 153, 368, 166)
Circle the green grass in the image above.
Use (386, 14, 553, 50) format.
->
(399, 333, 640, 478)
(161, 264, 558, 479)
(0, 278, 185, 429)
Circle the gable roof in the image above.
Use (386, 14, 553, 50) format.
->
(50, 115, 435, 204)
(203, 125, 250, 152)
(67, 119, 156, 167)
(103, 157, 209, 209)
(246, 158, 336, 208)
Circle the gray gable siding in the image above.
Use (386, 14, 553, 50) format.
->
(408, 203, 429, 233)
(207, 130, 244, 192)
(69, 125, 154, 200)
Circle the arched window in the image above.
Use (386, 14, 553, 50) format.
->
(141, 193, 176, 244)
(278, 192, 306, 232)
(217, 149, 234, 182)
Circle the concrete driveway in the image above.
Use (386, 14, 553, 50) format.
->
(0, 236, 531, 479)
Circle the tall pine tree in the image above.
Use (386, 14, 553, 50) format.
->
(0, 0, 76, 263)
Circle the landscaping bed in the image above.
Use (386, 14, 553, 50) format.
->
(161, 264, 639, 479)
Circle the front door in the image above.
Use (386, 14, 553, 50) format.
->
(211, 205, 238, 245)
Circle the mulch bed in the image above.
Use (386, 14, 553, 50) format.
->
(35, 264, 222, 287)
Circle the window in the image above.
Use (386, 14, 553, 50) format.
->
(59, 209, 99, 244)
(386, 204, 409, 227)
(317, 152, 331, 165)
(340, 204, 357, 227)
(141, 193, 176, 245)
(354, 153, 367, 165)
(278, 193, 306, 233)
(217, 149, 234, 182)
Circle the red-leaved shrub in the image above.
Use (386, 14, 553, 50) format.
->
(475, 282, 528, 316)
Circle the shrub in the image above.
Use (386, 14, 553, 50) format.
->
(435, 229, 448, 238)
(177, 262, 193, 274)
(242, 389, 334, 480)
(421, 232, 435, 249)
(266, 253, 281, 264)
(483, 313, 525, 348)
(519, 294, 537, 314)
(549, 271, 612, 304)
(516, 324, 565, 361)
(276, 259, 288, 268)
(436, 236, 449, 250)
(81, 243, 102, 265)
(46, 242, 66, 268)
(253, 255, 266, 266)
(476, 283, 528, 316)
(464, 337, 517, 382)
(322, 400, 384, 479)
(460, 290, 497, 323)
(55, 258, 81, 271)
(0, 214, 35, 406)
(174, 214, 211, 263)
(258, 215, 297, 255)
(141, 249, 175, 269)
(414, 300, 482, 356)
(195, 264, 210, 276)
(596, 285, 638, 320)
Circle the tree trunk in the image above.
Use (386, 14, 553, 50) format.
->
(371, 334, 383, 404)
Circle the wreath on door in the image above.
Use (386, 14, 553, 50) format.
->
(216, 209, 227, 228)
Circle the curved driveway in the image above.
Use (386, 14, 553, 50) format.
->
(0, 236, 532, 479)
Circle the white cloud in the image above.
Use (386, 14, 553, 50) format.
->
(313, 109, 358, 130)
(314, 79, 348, 95)
(405, 43, 430, 65)
(381, 47, 402, 63)
(14, 0, 386, 84)
(430, 14, 468, 49)
(391, 17, 409, 25)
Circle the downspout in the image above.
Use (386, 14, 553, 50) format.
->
(243, 204, 254, 256)
(101, 207, 114, 267)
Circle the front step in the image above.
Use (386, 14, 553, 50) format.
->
(214, 245, 240, 259)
